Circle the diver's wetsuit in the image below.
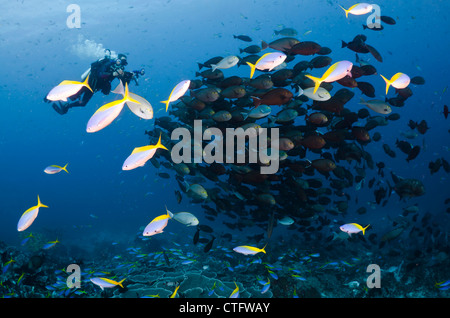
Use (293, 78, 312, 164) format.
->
(45, 56, 138, 115)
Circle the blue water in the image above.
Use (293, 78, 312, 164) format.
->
(1, 0, 449, 298)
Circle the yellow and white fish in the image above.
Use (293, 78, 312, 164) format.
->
(233, 244, 267, 255)
(246, 52, 287, 79)
(44, 163, 69, 175)
(340, 223, 370, 236)
(305, 61, 353, 94)
(339, 3, 373, 18)
(380, 72, 411, 94)
(161, 80, 191, 112)
(90, 277, 126, 290)
(111, 81, 153, 119)
(86, 83, 140, 133)
(170, 285, 180, 298)
(229, 282, 240, 298)
(46, 75, 92, 102)
(143, 207, 172, 236)
(122, 135, 168, 170)
(17, 196, 48, 232)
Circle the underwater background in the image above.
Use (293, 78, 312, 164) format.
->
(0, 0, 449, 299)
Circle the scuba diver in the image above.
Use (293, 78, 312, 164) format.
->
(45, 50, 145, 115)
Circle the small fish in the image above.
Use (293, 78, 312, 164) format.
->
(233, 35, 252, 42)
(42, 239, 59, 250)
(278, 216, 294, 226)
(20, 233, 33, 246)
(46, 75, 92, 102)
(210, 56, 239, 72)
(260, 278, 271, 294)
(229, 281, 240, 298)
(204, 236, 216, 253)
(340, 223, 370, 236)
(339, 3, 373, 18)
(90, 277, 126, 290)
(143, 207, 172, 236)
(160, 80, 191, 112)
(233, 244, 267, 256)
(17, 196, 49, 232)
(246, 52, 287, 79)
(122, 134, 168, 170)
(380, 73, 411, 94)
(443, 105, 448, 119)
(305, 61, 353, 94)
(359, 97, 392, 114)
(86, 82, 140, 133)
(44, 163, 69, 174)
(170, 285, 180, 298)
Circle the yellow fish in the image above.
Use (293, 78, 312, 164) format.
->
(17, 196, 48, 232)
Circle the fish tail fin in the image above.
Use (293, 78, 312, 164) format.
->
(305, 74, 322, 95)
(261, 243, 268, 254)
(118, 278, 126, 288)
(155, 134, 168, 151)
(197, 63, 204, 71)
(246, 62, 257, 79)
(83, 74, 93, 92)
(160, 99, 170, 112)
(211, 64, 217, 72)
(362, 224, 370, 235)
(62, 163, 69, 174)
(380, 74, 391, 94)
(165, 205, 173, 219)
(123, 83, 141, 104)
(37, 195, 49, 209)
(341, 40, 347, 48)
(251, 96, 262, 108)
(339, 5, 349, 18)
(359, 97, 366, 105)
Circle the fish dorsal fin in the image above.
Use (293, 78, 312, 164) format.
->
(131, 144, 156, 155)
(111, 80, 125, 96)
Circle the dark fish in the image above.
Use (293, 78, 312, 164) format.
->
(288, 41, 322, 56)
(197, 56, 223, 70)
(203, 236, 216, 253)
(444, 105, 449, 119)
(410, 76, 425, 85)
(442, 158, 450, 173)
(163, 251, 171, 267)
(234, 35, 252, 42)
(380, 16, 396, 25)
(366, 44, 383, 62)
(198, 224, 214, 233)
(396, 139, 412, 154)
(406, 146, 420, 162)
(357, 81, 375, 97)
(175, 190, 182, 204)
(428, 159, 442, 175)
(193, 227, 200, 245)
(383, 144, 396, 158)
(362, 24, 384, 31)
(252, 88, 293, 107)
(416, 120, 429, 134)
(360, 65, 377, 76)
(317, 46, 332, 55)
(158, 172, 170, 179)
(240, 45, 262, 54)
